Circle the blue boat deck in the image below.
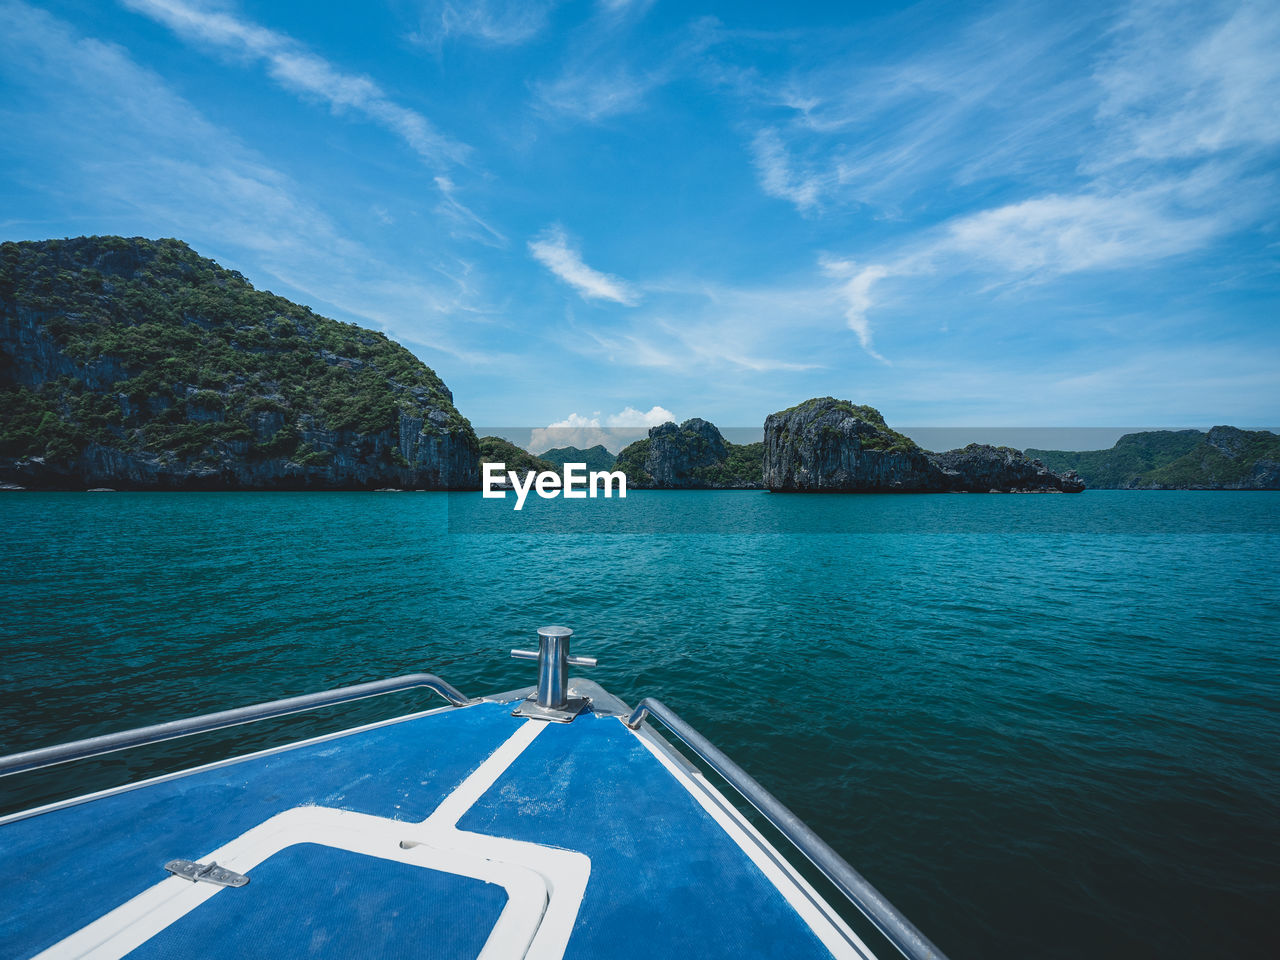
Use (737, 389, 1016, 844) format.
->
(0, 696, 873, 959)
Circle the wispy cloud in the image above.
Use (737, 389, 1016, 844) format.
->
(750, 129, 827, 214)
(939, 188, 1229, 276)
(762, 0, 1280, 349)
(820, 258, 889, 363)
(824, 174, 1245, 348)
(529, 404, 674, 453)
(528, 225, 639, 304)
(735, 4, 1103, 214)
(566, 277, 834, 372)
(589, 329, 824, 373)
(410, 0, 561, 48)
(433, 176, 507, 247)
(884, 340, 1280, 426)
(1091, 0, 1280, 165)
(531, 7, 707, 122)
(120, 0, 467, 167)
(0, 0, 495, 363)
(596, 0, 655, 14)
(534, 67, 657, 122)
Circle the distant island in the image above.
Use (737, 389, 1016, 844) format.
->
(609, 403, 1083, 492)
(1027, 428, 1280, 490)
(3, 235, 1276, 493)
(539, 444, 616, 473)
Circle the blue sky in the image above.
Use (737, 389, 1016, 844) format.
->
(1, 0, 1277, 447)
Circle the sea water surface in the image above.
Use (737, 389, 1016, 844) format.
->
(2, 491, 1278, 959)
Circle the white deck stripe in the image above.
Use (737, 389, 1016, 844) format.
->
(402, 720, 591, 960)
(424, 719, 546, 826)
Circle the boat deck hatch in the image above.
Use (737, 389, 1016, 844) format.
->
(132, 844, 508, 960)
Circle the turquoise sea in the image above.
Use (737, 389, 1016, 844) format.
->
(2, 491, 1278, 959)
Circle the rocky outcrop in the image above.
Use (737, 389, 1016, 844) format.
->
(764, 398, 946, 491)
(763, 398, 1084, 493)
(616, 419, 763, 489)
(929, 444, 1085, 493)
(0, 236, 479, 490)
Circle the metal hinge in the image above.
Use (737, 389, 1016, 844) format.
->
(164, 859, 249, 888)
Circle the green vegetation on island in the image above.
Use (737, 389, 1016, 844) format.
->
(539, 444, 616, 472)
(692, 441, 764, 487)
(614, 437, 653, 484)
(616, 419, 764, 488)
(0, 236, 477, 489)
(1026, 431, 1202, 488)
(478, 436, 555, 474)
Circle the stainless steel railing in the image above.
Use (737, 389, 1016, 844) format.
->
(0, 660, 948, 960)
(0, 673, 471, 778)
(626, 697, 950, 960)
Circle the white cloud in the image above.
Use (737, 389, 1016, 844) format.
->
(939, 189, 1226, 275)
(561, 275, 837, 373)
(528, 225, 639, 305)
(739, 1, 1280, 222)
(120, 0, 466, 167)
(816, 178, 1237, 351)
(821, 258, 890, 363)
(607, 405, 675, 426)
(750, 129, 827, 214)
(529, 405, 674, 453)
(582, 325, 823, 373)
(597, 0, 654, 13)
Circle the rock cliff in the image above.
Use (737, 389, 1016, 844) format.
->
(763, 398, 944, 491)
(763, 398, 1083, 493)
(0, 236, 479, 490)
(616, 419, 764, 489)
